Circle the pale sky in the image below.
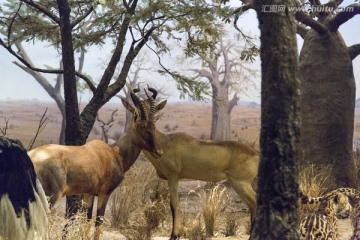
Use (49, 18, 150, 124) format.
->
(0, 2, 359, 104)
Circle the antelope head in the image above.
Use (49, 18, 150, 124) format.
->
(121, 86, 166, 159)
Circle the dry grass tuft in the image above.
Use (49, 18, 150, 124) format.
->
(199, 184, 229, 236)
(110, 160, 169, 238)
(47, 209, 95, 240)
(185, 216, 208, 240)
(109, 160, 157, 227)
(299, 164, 332, 219)
(223, 211, 239, 237)
(121, 221, 152, 240)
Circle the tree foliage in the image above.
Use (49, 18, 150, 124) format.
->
(0, 0, 234, 141)
(0, 0, 235, 221)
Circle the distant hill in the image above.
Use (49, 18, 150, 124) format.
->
(238, 101, 260, 108)
(356, 98, 360, 109)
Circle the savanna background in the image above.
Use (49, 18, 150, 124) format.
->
(1, 0, 360, 239)
(1, 99, 359, 239)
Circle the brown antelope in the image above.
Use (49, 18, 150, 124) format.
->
(122, 87, 259, 240)
(28, 88, 163, 239)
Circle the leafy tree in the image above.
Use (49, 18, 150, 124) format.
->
(0, 0, 230, 144)
(0, 0, 230, 219)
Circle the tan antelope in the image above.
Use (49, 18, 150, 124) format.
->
(28, 88, 163, 239)
(96, 109, 118, 144)
(122, 87, 259, 240)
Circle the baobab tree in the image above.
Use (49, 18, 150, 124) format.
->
(295, 0, 360, 188)
(189, 35, 258, 141)
(227, 0, 359, 188)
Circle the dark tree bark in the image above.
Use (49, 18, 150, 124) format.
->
(297, 5, 360, 189)
(57, 0, 82, 146)
(250, 0, 300, 238)
(57, 0, 84, 219)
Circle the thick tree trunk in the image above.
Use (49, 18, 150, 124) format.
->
(211, 86, 231, 141)
(250, 0, 300, 238)
(299, 29, 357, 188)
(57, 0, 84, 220)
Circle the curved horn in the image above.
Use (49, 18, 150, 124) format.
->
(130, 88, 147, 120)
(133, 83, 141, 93)
(145, 89, 156, 121)
(147, 84, 158, 100)
(106, 109, 118, 125)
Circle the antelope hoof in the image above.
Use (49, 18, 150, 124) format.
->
(169, 235, 178, 240)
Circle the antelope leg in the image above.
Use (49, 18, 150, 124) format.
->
(82, 194, 94, 239)
(93, 194, 109, 240)
(168, 176, 179, 240)
(228, 179, 257, 222)
(83, 194, 95, 220)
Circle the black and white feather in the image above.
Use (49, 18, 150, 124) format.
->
(0, 136, 49, 239)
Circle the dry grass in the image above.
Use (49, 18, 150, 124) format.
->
(299, 164, 333, 219)
(110, 159, 170, 239)
(109, 158, 155, 227)
(47, 209, 95, 240)
(185, 215, 208, 240)
(222, 211, 239, 237)
(199, 184, 229, 236)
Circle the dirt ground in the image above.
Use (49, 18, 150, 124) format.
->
(0, 100, 358, 239)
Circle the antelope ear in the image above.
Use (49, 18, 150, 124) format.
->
(121, 98, 135, 113)
(156, 100, 167, 112)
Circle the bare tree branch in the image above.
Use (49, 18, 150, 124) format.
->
(228, 93, 240, 113)
(220, 39, 231, 85)
(323, 0, 344, 9)
(20, 0, 60, 24)
(106, 26, 157, 99)
(191, 69, 214, 81)
(309, 0, 322, 6)
(6, 1, 24, 45)
(328, 4, 360, 32)
(295, 11, 329, 35)
(70, 6, 94, 28)
(296, 23, 309, 39)
(94, 14, 133, 97)
(233, 2, 256, 46)
(27, 108, 49, 150)
(54, 61, 64, 93)
(234, 2, 254, 15)
(0, 39, 96, 92)
(0, 118, 9, 136)
(348, 43, 360, 60)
